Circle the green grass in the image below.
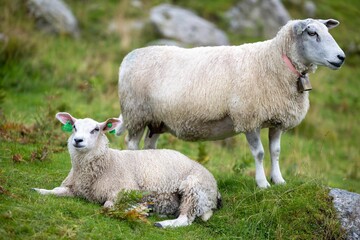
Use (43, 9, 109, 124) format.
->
(0, 153, 345, 239)
(0, 0, 359, 239)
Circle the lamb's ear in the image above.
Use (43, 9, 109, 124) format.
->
(319, 19, 339, 29)
(100, 118, 122, 133)
(56, 112, 76, 125)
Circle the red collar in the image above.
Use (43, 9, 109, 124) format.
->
(282, 55, 301, 77)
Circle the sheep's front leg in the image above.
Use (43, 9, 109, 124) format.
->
(127, 128, 145, 150)
(269, 128, 286, 185)
(246, 128, 270, 188)
(32, 187, 73, 197)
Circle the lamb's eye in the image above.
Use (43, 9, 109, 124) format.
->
(73, 125, 77, 132)
(90, 128, 99, 134)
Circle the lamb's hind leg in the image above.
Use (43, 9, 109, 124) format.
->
(246, 128, 270, 188)
(269, 128, 285, 185)
(154, 176, 202, 228)
(32, 187, 73, 197)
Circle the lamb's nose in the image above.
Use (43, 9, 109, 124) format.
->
(337, 54, 345, 62)
(74, 138, 83, 144)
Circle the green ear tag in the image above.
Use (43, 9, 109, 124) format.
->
(61, 121, 73, 132)
(107, 122, 115, 134)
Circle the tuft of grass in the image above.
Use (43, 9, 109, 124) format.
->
(210, 176, 346, 239)
(101, 190, 152, 225)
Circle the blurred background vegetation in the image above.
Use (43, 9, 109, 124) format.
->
(0, 0, 359, 238)
(1, 0, 358, 190)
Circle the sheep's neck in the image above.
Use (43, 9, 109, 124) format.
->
(282, 55, 300, 77)
(282, 55, 312, 93)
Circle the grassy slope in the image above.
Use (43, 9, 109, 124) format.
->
(0, 0, 358, 239)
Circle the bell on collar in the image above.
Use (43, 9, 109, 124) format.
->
(297, 75, 312, 93)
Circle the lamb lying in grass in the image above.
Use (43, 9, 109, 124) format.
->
(33, 112, 221, 228)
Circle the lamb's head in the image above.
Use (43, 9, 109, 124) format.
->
(56, 112, 121, 153)
(293, 18, 345, 70)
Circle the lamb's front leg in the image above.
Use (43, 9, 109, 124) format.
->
(269, 128, 286, 185)
(246, 128, 270, 188)
(32, 187, 74, 197)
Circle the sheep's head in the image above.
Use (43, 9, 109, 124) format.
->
(56, 112, 121, 153)
(293, 18, 345, 70)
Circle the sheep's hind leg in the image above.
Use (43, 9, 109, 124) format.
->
(269, 128, 286, 185)
(144, 129, 160, 149)
(246, 128, 270, 188)
(32, 187, 73, 197)
(127, 128, 145, 150)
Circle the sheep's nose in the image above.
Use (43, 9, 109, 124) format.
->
(337, 54, 345, 62)
(74, 138, 83, 144)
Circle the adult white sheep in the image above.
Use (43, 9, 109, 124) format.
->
(33, 112, 221, 228)
(116, 18, 345, 188)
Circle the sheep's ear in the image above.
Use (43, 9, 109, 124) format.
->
(100, 118, 121, 133)
(293, 20, 308, 35)
(56, 112, 76, 125)
(319, 19, 339, 29)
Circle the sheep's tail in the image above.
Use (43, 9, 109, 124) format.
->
(216, 191, 222, 209)
(115, 114, 126, 136)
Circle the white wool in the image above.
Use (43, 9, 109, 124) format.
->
(119, 20, 310, 140)
(34, 115, 221, 227)
(116, 19, 345, 188)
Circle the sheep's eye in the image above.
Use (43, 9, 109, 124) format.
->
(73, 125, 77, 132)
(90, 128, 99, 134)
(307, 31, 316, 37)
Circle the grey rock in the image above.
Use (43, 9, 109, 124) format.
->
(130, 0, 142, 8)
(0, 33, 7, 42)
(0, 33, 8, 53)
(150, 4, 229, 46)
(107, 19, 146, 34)
(348, 41, 360, 55)
(27, 0, 79, 38)
(330, 188, 360, 240)
(225, 0, 291, 38)
(147, 39, 186, 47)
(304, 1, 316, 18)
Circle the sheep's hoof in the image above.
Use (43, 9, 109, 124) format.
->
(273, 180, 286, 185)
(257, 180, 271, 189)
(271, 176, 286, 185)
(154, 222, 163, 228)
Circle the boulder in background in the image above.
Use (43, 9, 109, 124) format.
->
(27, 0, 79, 38)
(150, 4, 229, 46)
(225, 0, 291, 39)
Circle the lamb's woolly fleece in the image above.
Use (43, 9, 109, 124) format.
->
(62, 133, 220, 217)
(118, 20, 312, 141)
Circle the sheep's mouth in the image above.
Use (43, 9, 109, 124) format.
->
(327, 60, 342, 69)
(73, 144, 85, 149)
